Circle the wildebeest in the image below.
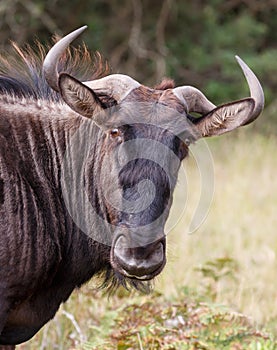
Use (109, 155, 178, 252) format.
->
(0, 26, 264, 348)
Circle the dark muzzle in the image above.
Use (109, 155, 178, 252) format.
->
(111, 233, 166, 280)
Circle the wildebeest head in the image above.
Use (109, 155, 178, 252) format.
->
(43, 26, 264, 282)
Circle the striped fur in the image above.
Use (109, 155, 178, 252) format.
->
(0, 40, 188, 347)
(0, 42, 160, 347)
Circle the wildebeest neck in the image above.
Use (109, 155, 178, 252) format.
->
(0, 97, 110, 259)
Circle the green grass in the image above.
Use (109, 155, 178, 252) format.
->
(17, 129, 277, 349)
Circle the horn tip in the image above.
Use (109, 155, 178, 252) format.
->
(74, 25, 88, 35)
(235, 55, 265, 123)
(80, 25, 88, 31)
(235, 55, 245, 68)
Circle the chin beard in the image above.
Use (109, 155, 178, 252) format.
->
(98, 267, 153, 294)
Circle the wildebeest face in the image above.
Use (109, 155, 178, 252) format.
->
(58, 73, 193, 281)
(90, 96, 191, 280)
(53, 27, 264, 282)
(105, 121, 189, 280)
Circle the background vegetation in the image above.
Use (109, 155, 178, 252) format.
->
(0, 0, 276, 348)
(0, 0, 276, 114)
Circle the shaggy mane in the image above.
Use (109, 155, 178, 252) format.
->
(154, 78, 175, 90)
(0, 38, 110, 101)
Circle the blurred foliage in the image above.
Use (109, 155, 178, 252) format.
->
(82, 290, 276, 349)
(194, 257, 239, 302)
(0, 0, 276, 129)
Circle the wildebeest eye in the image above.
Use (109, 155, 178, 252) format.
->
(110, 128, 120, 139)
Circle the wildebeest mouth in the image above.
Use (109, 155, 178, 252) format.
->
(110, 234, 166, 281)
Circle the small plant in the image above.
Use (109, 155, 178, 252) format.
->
(194, 257, 239, 301)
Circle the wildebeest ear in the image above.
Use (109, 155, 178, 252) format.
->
(192, 98, 255, 137)
(58, 73, 114, 118)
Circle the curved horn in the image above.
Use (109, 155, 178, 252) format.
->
(172, 56, 264, 124)
(235, 55, 264, 124)
(43, 26, 88, 92)
(83, 74, 140, 102)
(172, 86, 216, 114)
(43, 26, 141, 101)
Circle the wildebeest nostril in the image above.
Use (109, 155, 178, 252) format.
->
(113, 235, 165, 278)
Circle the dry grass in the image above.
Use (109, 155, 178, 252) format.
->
(161, 130, 277, 327)
(17, 129, 277, 349)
